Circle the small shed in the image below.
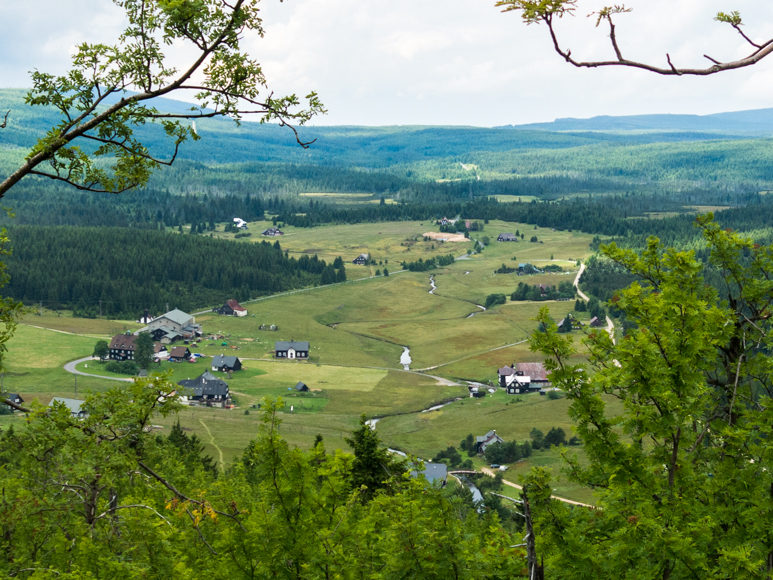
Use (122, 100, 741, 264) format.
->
(295, 381, 310, 392)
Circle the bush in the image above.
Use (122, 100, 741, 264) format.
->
(104, 360, 139, 375)
(484, 293, 507, 308)
(547, 390, 562, 400)
(530, 236, 538, 243)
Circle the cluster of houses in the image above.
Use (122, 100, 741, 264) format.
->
(146, 309, 202, 344)
(497, 362, 552, 395)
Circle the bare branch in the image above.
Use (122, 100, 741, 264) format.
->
(0, 111, 9, 129)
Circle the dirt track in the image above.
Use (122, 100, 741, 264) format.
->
(423, 231, 468, 242)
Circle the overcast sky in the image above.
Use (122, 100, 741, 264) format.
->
(2, 0, 773, 126)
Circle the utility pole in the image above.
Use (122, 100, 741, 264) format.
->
(40, 300, 43, 316)
(74, 375, 77, 396)
(99, 300, 102, 317)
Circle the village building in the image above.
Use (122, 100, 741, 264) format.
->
(476, 430, 505, 454)
(50, 397, 88, 419)
(154, 343, 168, 360)
(233, 217, 248, 229)
(262, 227, 284, 236)
(169, 346, 192, 362)
(274, 341, 310, 359)
(210, 354, 242, 373)
(352, 253, 370, 265)
(497, 233, 518, 242)
(109, 332, 137, 361)
(589, 316, 604, 327)
(2, 393, 24, 411)
(465, 220, 472, 229)
(178, 371, 231, 407)
(146, 309, 201, 343)
(214, 299, 248, 317)
(498, 362, 551, 394)
(295, 381, 310, 392)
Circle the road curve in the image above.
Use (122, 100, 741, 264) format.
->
(573, 262, 589, 301)
(480, 467, 594, 508)
(63, 357, 133, 382)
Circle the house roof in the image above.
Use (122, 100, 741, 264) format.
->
(170, 346, 190, 358)
(498, 366, 516, 376)
(295, 381, 309, 391)
(178, 371, 229, 397)
(354, 253, 369, 260)
(5, 393, 23, 403)
(589, 316, 603, 326)
(275, 341, 310, 352)
(109, 333, 137, 350)
(50, 397, 86, 415)
(498, 233, 517, 240)
(211, 355, 240, 368)
(515, 362, 549, 381)
(226, 299, 246, 312)
(153, 343, 166, 353)
(160, 309, 193, 326)
(476, 430, 503, 444)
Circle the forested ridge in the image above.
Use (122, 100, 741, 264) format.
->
(2, 227, 336, 317)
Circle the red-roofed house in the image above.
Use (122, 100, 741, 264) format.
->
(215, 299, 248, 317)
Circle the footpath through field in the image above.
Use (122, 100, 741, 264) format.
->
(479, 466, 595, 508)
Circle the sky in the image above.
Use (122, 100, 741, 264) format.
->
(1, 0, 773, 126)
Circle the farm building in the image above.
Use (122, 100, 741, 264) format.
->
(109, 332, 137, 361)
(262, 228, 284, 236)
(50, 397, 88, 419)
(211, 355, 242, 372)
(2, 393, 24, 411)
(352, 253, 370, 265)
(169, 346, 192, 362)
(476, 430, 505, 454)
(146, 309, 201, 343)
(498, 362, 551, 394)
(215, 299, 248, 317)
(154, 343, 168, 359)
(497, 233, 518, 242)
(589, 316, 604, 327)
(295, 381, 310, 392)
(275, 341, 310, 359)
(178, 372, 230, 407)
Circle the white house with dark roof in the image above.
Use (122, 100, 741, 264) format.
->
(352, 253, 370, 265)
(211, 355, 242, 372)
(274, 341, 310, 359)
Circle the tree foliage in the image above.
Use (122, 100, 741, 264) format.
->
(526, 215, 773, 578)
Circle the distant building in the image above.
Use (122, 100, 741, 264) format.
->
(233, 218, 248, 230)
(589, 316, 604, 327)
(146, 309, 201, 343)
(476, 430, 504, 454)
(499, 362, 551, 394)
(178, 371, 230, 407)
(109, 332, 137, 361)
(169, 346, 192, 362)
(352, 253, 370, 265)
(2, 393, 24, 411)
(215, 299, 248, 317)
(274, 341, 310, 360)
(154, 343, 168, 360)
(50, 397, 88, 419)
(211, 355, 242, 373)
(497, 233, 518, 242)
(262, 228, 284, 236)
(465, 220, 472, 229)
(295, 381, 310, 392)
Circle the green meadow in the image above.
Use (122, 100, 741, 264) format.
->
(2, 219, 600, 500)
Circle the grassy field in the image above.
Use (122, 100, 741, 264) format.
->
(2, 219, 601, 502)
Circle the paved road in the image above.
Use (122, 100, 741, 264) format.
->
(480, 466, 594, 508)
(63, 357, 133, 382)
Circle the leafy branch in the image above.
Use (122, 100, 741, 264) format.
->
(497, 1, 773, 76)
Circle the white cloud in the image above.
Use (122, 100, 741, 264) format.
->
(1, 0, 772, 125)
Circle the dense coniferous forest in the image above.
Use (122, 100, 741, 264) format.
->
(1, 228, 336, 317)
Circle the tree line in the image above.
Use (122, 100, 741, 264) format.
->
(2, 227, 335, 318)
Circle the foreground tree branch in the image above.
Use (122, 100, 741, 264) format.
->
(0, 0, 325, 198)
(497, 1, 773, 76)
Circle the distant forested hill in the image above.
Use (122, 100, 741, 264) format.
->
(1, 227, 335, 317)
